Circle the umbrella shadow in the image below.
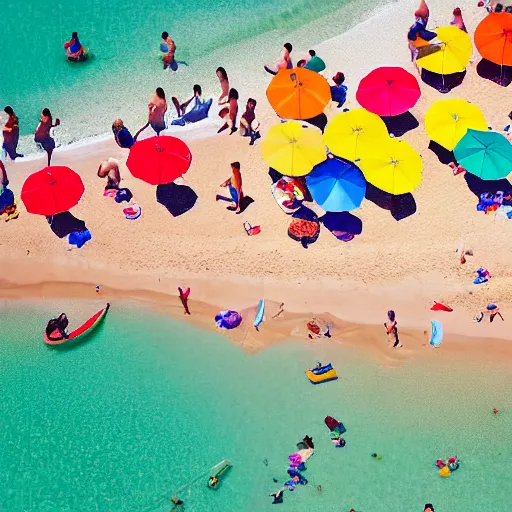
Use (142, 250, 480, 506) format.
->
(156, 182, 198, 217)
(420, 69, 466, 93)
(365, 183, 417, 221)
(476, 59, 512, 87)
(380, 112, 419, 137)
(464, 173, 512, 198)
(320, 211, 363, 236)
(303, 113, 328, 133)
(428, 140, 456, 165)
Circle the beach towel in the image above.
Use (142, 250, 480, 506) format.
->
(156, 182, 198, 217)
(215, 310, 242, 329)
(429, 320, 443, 347)
(430, 301, 453, 312)
(271, 177, 305, 214)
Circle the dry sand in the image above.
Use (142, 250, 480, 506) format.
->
(1, 0, 511, 361)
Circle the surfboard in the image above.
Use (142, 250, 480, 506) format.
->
(253, 299, 265, 329)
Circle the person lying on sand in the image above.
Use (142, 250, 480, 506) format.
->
(97, 158, 121, 190)
(264, 42, 293, 75)
(272, 303, 284, 319)
(216, 161, 243, 213)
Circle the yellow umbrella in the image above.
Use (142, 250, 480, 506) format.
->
(357, 138, 422, 195)
(261, 121, 326, 177)
(416, 26, 472, 75)
(323, 109, 389, 162)
(425, 99, 487, 151)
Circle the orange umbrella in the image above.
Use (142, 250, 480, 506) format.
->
(475, 12, 512, 67)
(266, 67, 331, 120)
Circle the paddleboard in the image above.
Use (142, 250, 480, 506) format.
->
(254, 299, 265, 328)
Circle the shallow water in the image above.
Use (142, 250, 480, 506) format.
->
(0, 0, 388, 156)
(1, 301, 511, 511)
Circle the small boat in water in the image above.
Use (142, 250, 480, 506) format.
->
(305, 363, 338, 384)
(207, 459, 232, 489)
(44, 303, 110, 345)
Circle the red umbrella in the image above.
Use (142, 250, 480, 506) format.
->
(356, 67, 421, 117)
(126, 136, 192, 185)
(21, 166, 84, 216)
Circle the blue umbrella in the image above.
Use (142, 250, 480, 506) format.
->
(306, 157, 366, 212)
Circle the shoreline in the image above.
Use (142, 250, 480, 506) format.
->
(2, 264, 511, 367)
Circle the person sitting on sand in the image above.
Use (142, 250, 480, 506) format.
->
(331, 72, 348, 109)
(216, 161, 243, 213)
(161, 31, 177, 70)
(264, 43, 293, 75)
(64, 32, 86, 61)
(384, 310, 402, 348)
(46, 313, 69, 341)
(217, 88, 239, 134)
(172, 84, 203, 117)
(112, 119, 134, 149)
(97, 158, 121, 190)
(299, 49, 326, 73)
(240, 98, 261, 145)
(216, 67, 230, 105)
(35, 108, 60, 166)
(3, 106, 23, 160)
(135, 88, 168, 139)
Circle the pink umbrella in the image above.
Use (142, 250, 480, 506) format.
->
(356, 67, 421, 117)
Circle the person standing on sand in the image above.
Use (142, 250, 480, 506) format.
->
(216, 67, 230, 105)
(3, 106, 23, 160)
(264, 43, 293, 75)
(384, 310, 402, 348)
(216, 161, 243, 213)
(217, 88, 239, 135)
(34, 108, 60, 166)
(135, 88, 168, 139)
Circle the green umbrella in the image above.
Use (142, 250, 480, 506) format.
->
(454, 129, 512, 180)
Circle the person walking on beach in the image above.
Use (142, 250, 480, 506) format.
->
(161, 31, 177, 70)
(217, 88, 239, 134)
(112, 119, 134, 149)
(384, 310, 402, 348)
(135, 88, 168, 139)
(3, 106, 23, 160)
(35, 108, 60, 166)
(216, 67, 230, 105)
(216, 161, 243, 213)
(264, 43, 293, 75)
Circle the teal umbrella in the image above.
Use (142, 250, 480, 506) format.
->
(454, 129, 512, 180)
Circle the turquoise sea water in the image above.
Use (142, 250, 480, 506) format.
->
(0, 0, 386, 156)
(1, 301, 512, 511)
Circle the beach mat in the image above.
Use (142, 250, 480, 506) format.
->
(156, 182, 198, 217)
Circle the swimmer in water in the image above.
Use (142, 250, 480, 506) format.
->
(371, 453, 383, 460)
(64, 32, 86, 61)
(161, 31, 177, 70)
(135, 88, 168, 139)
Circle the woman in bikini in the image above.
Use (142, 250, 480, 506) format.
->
(216, 67, 229, 105)
(384, 310, 402, 348)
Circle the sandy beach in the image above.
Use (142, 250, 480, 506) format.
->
(2, 0, 512, 357)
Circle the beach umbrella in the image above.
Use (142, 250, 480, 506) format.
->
(356, 67, 421, 117)
(261, 121, 326, 177)
(454, 129, 512, 180)
(474, 12, 512, 67)
(323, 109, 389, 162)
(266, 67, 331, 120)
(21, 166, 84, 216)
(357, 138, 422, 195)
(425, 99, 487, 151)
(306, 157, 366, 212)
(126, 135, 192, 185)
(416, 26, 472, 74)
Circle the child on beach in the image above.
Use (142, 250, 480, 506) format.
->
(217, 88, 239, 134)
(216, 67, 229, 105)
(216, 161, 243, 213)
(2, 106, 23, 160)
(331, 72, 348, 109)
(240, 98, 261, 145)
(34, 108, 60, 166)
(112, 119, 134, 149)
(264, 43, 293, 75)
(384, 310, 402, 348)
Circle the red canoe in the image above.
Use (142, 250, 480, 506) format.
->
(44, 304, 110, 345)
